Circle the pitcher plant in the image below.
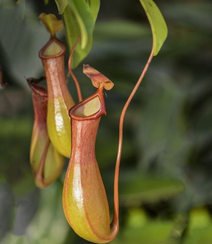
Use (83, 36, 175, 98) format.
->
(62, 0, 168, 241)
(63, 65, 117, 243)
(28, 78, 65, 188)
(29, 1, 168, 242)
(39, 13, 75, 158)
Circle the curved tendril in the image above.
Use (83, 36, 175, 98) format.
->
(68, 35, 82, 102)
(112, 46, 154, 229)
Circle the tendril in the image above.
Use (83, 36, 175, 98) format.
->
(112, 46, 154, 228)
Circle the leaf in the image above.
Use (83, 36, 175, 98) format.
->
(63, 0, 100, 69)
(27, 183, 71, 244)
(94, 20, 150, 40)
(139, 0, 168, 55)
(67, 0, 90, 49)
(119, 171, 184, 204)
(54, 0, 68, 14)
(39, 13, 63, 36)
(0, 1, 49, 88)
(89, 0, 100, 22)
(1, 235, 29, 244)
(117, 210, 173, 244)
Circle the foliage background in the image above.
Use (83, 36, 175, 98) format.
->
(1, 0, 212, 243)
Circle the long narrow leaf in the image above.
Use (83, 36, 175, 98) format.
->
(139, 0, 168, 55)
(54, 0, 68, 14)
(89, 0, 100, 22)
(63, 0, 100, 69)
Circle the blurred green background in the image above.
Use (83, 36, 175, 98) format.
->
(1, 0, 212, 243)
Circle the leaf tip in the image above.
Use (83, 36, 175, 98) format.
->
(139, 0, 168, 56)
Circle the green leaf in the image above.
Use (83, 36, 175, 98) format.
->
(0, 1, 49, 88)
(117, 211, 173, 244)
(89, 0, 100, 22)
(1, 235, 29, 244)
(63, 0, 100, 69)
(119, 171, 184, 204)
(139, 0, 168, 55)
(54, 0, 68, 14)
(94, 20, 150, 40)
(67, 0, 91, 49)
(27, 183, 72, 244)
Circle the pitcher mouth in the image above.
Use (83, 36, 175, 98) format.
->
(69, 88, 106, 121)
(39, 37, 65, 59)
(27, 77, 47, 97)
